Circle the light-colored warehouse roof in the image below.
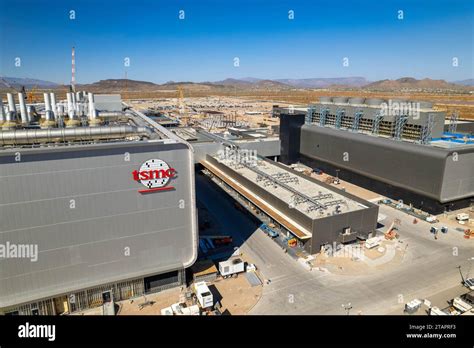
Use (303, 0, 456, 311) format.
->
(214, 155, 366, 220)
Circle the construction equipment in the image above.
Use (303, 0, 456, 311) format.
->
(288, 238, 297, 247)
(27, 85, 39, 103)
(201, 235, 233, 246)
(325, 176, 334, 184)
(464, 229, 473, 239)
(260, 223, 279, 238)
(384, 221, 399, 240)
(365, 237, 380, 249)
(457, 213, 469, 221)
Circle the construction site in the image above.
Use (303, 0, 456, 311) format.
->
(128, 95, 280, 130)
(1, 73, 474, 316)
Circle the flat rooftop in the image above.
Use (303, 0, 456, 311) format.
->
(171, 126, 278, 144)
(213, 155, 367, 220)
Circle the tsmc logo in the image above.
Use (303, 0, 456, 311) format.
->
(132, 159, 176, 193)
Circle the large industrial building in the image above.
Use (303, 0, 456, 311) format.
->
(201, 153, 379, 254)
(0, 92, 197, 315)
(276, 97, 474, 214)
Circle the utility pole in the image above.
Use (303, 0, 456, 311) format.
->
(457, 265, 465, 284)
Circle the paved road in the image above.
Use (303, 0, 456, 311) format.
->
(196, 173, 474, 315)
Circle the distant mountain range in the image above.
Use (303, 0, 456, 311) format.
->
(80, 77, 474, 92)
(275, 77, 370, 88)
(454, 79, 474, 86)
(363, 77, 469, 91)
(1, 76, 472, 92)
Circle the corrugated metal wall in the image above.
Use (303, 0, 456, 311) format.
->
(300, 125, 449, 201)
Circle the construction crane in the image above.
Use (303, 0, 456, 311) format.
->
(123, 70, 129, 100)
(177, 86, 184, 113)
(0, 76, 21, 93)
(177, 85, 190, 126)
(1, 77, 30, 106)
(27, 85, 39, 103)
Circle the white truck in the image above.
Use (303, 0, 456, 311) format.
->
(429, 306, 447, 315)
(453, 297, 473, 313)
(456, 213, 469, 221)
(193, 281, 213, 309)
(364, 237, 380, 249)
(219, 257, 245, 278)
(170, 303, 200, 315)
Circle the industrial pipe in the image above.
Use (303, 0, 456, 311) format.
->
(50, 92, 57, 119)
(88, 92, 96, 119)
(66, 93, 75, 117)
(7, 93, 16, 114)
(2, 111, 17, 130)
(18, 93, 29, 125)
(71, 92, 76, 110)
(0, 125, 153, 145)
(0, 97, 5, 124)
(43, 93, 51, 112)
(27, 105, 35, 123)
(57, 104, 64, 117)
(5, 111, 16, 122)
(97, 111, 126, 117)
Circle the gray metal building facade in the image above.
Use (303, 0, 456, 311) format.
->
(0, 140, 197, 313)
(277, 101, 474, 214)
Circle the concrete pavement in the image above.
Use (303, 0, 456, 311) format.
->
(196, 171, 474, 315)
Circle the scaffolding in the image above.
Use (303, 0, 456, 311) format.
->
(306, 106, 314, 125)
(335, 108, 344, 129)
(448, 111, 459, 134)
(420, 114, 436, 145)
(320, 107, 329, 127)
(372, 112, 383, 135)
(393, 114, 408, 140)
(352, 110, 363, 132)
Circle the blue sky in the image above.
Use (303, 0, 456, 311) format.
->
(0, 0, 472, 84)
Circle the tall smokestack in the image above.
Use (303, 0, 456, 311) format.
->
(71, 46, 76, 91)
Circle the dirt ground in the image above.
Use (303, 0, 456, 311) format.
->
(311, 239, 406, 276)
(118, 287, 183, 315)
(115, 274, 262, 315)
(211, 275, 262, 315)
(309, 172, 382, 201)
